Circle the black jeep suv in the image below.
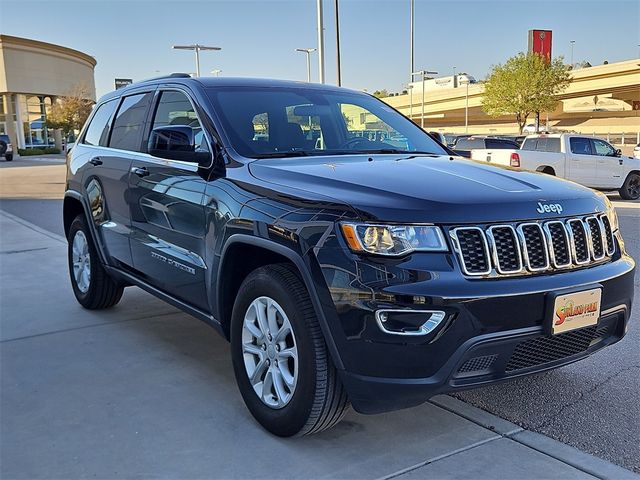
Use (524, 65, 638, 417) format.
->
(64, 75, 635, 437)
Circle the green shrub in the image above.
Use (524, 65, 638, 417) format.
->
(17, 147, 61, 156)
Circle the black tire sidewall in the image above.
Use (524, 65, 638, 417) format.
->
(622, 173, 640, 200)
(67, 216, 101, 306)
(230, 268, 318, 437)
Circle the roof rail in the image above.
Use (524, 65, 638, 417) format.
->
(137, 73, 192, 83)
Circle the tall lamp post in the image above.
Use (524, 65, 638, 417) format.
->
(460, 78, 470, 133)
(453, 66, 457, 88)
(172, 44, 221, 77)
(412, 70, 438, 129)
(406, 84, 414, 123)
(570, 40, 575, 67)
(409, 0, 414, 84)
(316, 0, 325, 83)
(295, 48, 316, 82)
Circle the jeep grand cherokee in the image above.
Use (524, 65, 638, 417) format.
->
(64, 75, 635, 437)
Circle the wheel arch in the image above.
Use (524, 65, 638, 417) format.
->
(536, 165, 556, 175)
(63, 190, 108, 264)
(217, 234, 345, 370)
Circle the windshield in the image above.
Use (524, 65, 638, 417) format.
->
(206, 86, 447, 159)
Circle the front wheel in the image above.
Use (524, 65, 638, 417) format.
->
(230, 264, 349, 436)
(619, 172, 640, 200)
(68, 215, 124, 309)
(4, 154, 12, 162)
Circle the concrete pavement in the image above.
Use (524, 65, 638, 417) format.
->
(1, 205, 638, 478)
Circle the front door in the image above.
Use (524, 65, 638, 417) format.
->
(127, 89, 210, 311)
(567, 136, 597, 186)
(591, 138, 624, 189)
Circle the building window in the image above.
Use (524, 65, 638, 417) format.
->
(18, 94, 54, 148)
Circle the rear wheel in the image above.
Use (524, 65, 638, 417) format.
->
(230, 264, 349, 436)
(68, 215, 124, 309)
(619, 172, 640, 200)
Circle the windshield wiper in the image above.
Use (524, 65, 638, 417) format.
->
(254, 150, 310, 159)
(350, 149, 440, 156)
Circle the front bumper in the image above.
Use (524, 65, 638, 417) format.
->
(315, 240, 635, 414)
(340, 305, 628, 414)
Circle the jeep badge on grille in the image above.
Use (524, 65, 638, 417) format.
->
(536, 202, 563, 214)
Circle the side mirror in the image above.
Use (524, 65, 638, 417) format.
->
(148, 125, 210, 164)
(614, 148, 622, 157)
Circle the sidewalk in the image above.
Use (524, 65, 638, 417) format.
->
(1, 210, 637, 479)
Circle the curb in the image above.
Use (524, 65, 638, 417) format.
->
(430, 395, 639, 479)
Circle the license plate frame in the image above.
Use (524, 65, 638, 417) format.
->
(546, 287, 602, 335)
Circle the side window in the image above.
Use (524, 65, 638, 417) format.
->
(592, 139, 615, 157)
(486, 139, 515, 149)
(569, 137, 592, 155)
(456, 138, 483, 150)
(152, 90, 208, 151)
(83, 99, 117, 146)
(109, 92, 153, 152)
(546, 138, 561, 152)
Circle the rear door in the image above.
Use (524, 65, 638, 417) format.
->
(590, 138, 624, 189)
(566, 136, 597, 186)
(127, 88, 210, 311)
(73, 97, 133, 266)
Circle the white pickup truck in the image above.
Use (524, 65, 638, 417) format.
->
(470, 133, 640, 200)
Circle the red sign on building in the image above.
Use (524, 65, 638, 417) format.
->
(528, 30, 553, 63)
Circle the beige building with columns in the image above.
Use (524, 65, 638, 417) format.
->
(0, 34, 96, 151)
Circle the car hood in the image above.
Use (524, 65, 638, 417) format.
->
(248, 154, 608, 224)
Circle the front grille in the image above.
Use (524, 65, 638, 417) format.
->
(451, 214, 615, 277)
(568, 219, 589, 264)
(452, 227, 490, 274)
(505, 325, 609, 372)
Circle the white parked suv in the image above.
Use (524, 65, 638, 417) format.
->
(470, 133, 640, 200)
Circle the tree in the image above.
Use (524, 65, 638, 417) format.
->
(482, 53, 571, 133)
(45, 84, 94, 139)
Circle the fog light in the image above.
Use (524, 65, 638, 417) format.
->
(375, 310, 446, 336)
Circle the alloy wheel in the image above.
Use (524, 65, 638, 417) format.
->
(627, 174, 640, 199)
(72, 230, 91, 293)
(241, 296, 298, 409)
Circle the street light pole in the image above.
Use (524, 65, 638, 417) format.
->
(335, 0, 341, 86)
(172, 44, 222, 77)
(409, 0, 414, 84)
(412, 70, 438, 129)
(453, 66, 457, 88)
(317, 0, 325, 83)
(464, 80, 469, 133)
(570, 40, 575, 67)
(295, 48, 316, 82)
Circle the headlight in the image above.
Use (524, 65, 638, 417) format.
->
(340, 223, 447, 256)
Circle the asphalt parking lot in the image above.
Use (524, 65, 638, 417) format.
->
(1, 156, 638, 477)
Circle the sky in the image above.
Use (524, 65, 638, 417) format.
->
(1, 0, 638, 98)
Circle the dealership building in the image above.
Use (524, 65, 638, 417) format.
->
(0, 34, 96, 151)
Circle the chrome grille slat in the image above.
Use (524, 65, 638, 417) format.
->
(451, 214, 615, 278)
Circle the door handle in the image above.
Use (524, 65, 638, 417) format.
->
(131, 166, 150, 177)
(89, 157, 103, 166)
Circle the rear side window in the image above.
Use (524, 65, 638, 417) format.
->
(569, 137, 592, 155)
(456, 138, 483, 150)
(109, 92, 154, 152)
(83, 99, 117, 146)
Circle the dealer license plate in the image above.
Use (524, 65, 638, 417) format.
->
(551, 288, 601, 335)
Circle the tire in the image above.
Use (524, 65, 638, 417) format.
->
(68, 215, 124, 309)
(619, 172, 640, 200)
(4, 154, 12, 162)
(230, 263, 349, 437)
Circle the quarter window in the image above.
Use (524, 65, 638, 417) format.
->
(109, 92, 153, 152)
(83, 99, 117, 146)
